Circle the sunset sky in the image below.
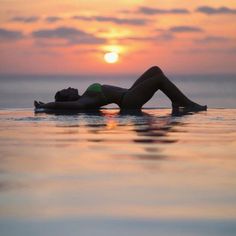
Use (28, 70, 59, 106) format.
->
(0, 0, 236, 75)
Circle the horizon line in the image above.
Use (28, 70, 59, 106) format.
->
(0, 72, 236, 77)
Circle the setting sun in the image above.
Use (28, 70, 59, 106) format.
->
(104, 52, 119, 64)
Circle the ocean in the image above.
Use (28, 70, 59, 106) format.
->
(0, 73, 236, 109)
(0, 74, 236, 236)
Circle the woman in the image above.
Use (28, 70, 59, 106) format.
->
(34, 66, 207, 111)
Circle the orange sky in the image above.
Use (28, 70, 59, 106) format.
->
(0, 0, 236, 75)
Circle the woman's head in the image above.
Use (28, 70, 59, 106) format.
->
(55, 87, 80, 102)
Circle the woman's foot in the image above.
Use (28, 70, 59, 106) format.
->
(172, 103, 207, 112)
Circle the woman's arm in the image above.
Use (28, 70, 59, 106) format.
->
(35, 101, 85, 110)
(35, 96, 105, 110)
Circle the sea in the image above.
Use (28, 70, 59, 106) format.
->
(0, 73, 236, 109)
(0, 74, 236, 236)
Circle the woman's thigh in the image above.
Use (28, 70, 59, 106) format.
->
(121, 76, 161, 109)
(120, 92, 143, 109)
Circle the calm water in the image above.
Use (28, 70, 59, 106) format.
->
(0, 108, 236, 236)
(0, 74, 236, 108)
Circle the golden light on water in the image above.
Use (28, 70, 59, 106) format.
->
(104, 51, 119, 64)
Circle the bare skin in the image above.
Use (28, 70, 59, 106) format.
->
(34, 66, 207, 111)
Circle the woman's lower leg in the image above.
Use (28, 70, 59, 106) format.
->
(158, 74, 195, 107)
(156, 73, 207, 110)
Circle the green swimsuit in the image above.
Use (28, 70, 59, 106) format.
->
(85, 83, 107, 102)
(86, 83, 102, 93)
(86, 83, 127, 108)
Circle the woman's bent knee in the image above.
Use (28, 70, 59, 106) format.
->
(148, 66, 163, 74)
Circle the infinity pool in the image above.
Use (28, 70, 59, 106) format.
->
(0, 108, 236, 236)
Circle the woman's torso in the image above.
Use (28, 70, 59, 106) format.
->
(101, 84, 128, 107)
(81, 83, 128, 108)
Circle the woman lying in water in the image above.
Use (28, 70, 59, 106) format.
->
(34, 66, 207, 112)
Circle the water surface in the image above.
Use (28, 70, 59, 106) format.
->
(0, 108, 236, 235)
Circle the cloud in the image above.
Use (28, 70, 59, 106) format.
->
(138, 7, 189, 15)
(10, 16, 39, 23)
(177, 48, 236, 55)
(72, 15, 148, 25)
(195, 36, 231, 43)
(118, 36, 154, 42)
(74, 48, 103, 54)
(169, 26, 203, 33)
(45, 16, 62, 23)
(32, 26, 106, 45)
(157, 32, 175, 41)
(196, 6, 236, 15)
(0, 28, 24, 40)
(118, 32, 175, 43)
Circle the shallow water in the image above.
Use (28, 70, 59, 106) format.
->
(0, 108, 236, 236)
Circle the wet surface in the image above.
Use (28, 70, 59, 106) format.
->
(0, 108, 236, 236)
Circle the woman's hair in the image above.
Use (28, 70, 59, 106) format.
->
(55, 87, 80, 102)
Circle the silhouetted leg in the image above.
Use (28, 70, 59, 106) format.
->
(130, 66, 163, 89)
(159, 74, 197, 107)
(121, 68, 207, 110)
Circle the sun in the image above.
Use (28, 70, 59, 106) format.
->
(104, 51, 119, 64)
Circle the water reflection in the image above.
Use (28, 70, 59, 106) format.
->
(34, 109, 184, 161)
(34, 109, 103, 116)
(123, 113, 179, 161)
(1, 109, 236, 227)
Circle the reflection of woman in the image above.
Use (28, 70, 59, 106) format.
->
(34, 66, 207, 111)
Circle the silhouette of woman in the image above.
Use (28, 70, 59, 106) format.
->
(34, 66, 207, 112)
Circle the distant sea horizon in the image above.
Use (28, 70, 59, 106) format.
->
(1, 72, 236, 77)
(1, 73, 236, 109)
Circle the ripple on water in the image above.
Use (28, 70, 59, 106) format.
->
(0, 108, 236, 234)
